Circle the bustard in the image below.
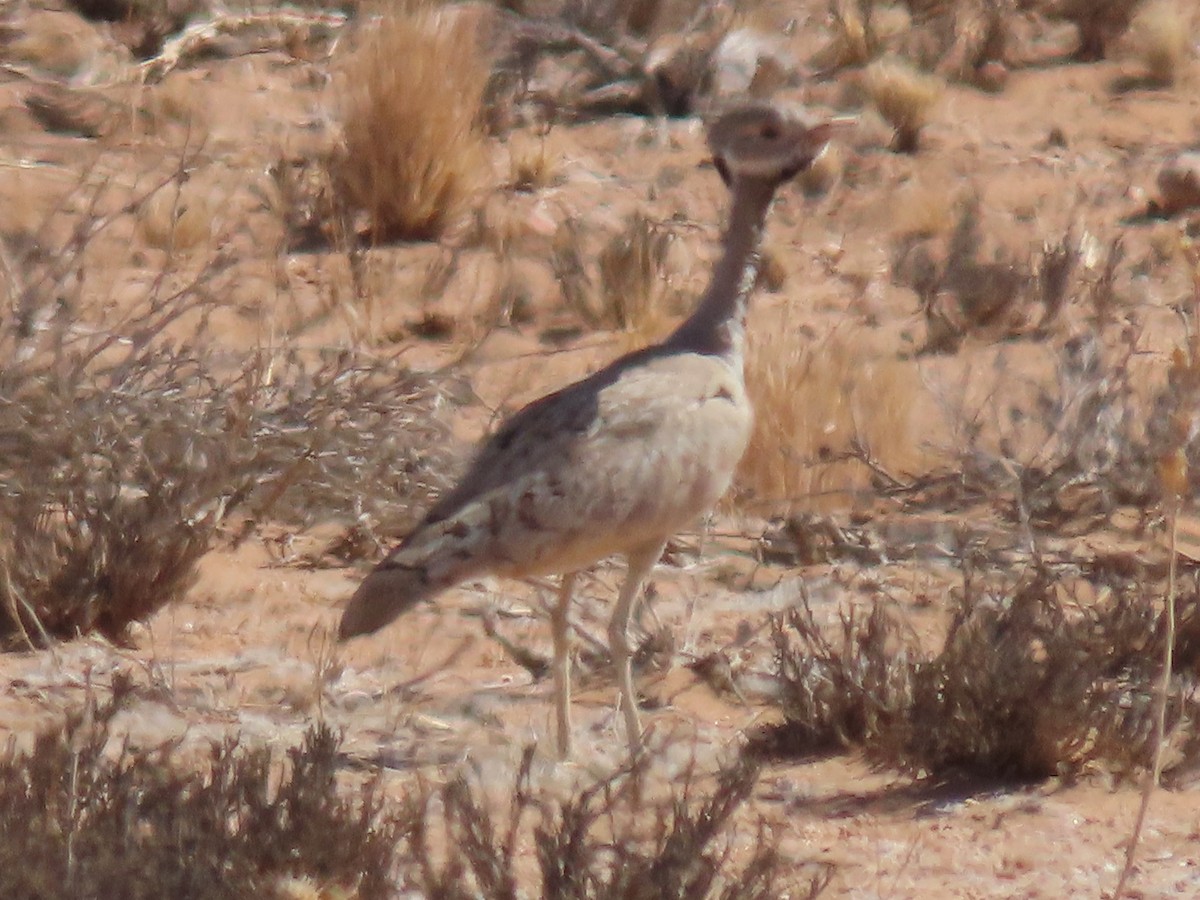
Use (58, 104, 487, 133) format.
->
(339, 102, 837, 758)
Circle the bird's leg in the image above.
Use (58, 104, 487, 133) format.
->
(552, 571, 578, 759)
(609, 541, 666, 758)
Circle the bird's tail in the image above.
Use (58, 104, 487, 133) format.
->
(338, 555, 444, 640)
(337, 515, 491, 640)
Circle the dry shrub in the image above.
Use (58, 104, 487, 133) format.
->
(888, 180, 959, 247)
(335, 3, 491, 241)
(1131, 1, 1192, 86)
(753, 572, 1200, 781)
(0, 349, 242, 647)
(750, 596, 913, 759)
(394, 748, 832, 899)
(0, 228, 452, 647)
(900, 0, 1013, 81)
(0, 335, 453, 647)
(737, 324, 919, 513)
(863, 56, 942, 153)
(939, 300, 1200, 529)
(0, 676, 399, 899)
(233, 346, 457, 550)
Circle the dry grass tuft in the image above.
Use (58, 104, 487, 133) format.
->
(889, 179, 958, 240)
(553, 212, 684, 343)
(817, 0, 885, 69)
(0, 676, 400, 899)
(737, 323, 920, 513)
(1131, 1, 1192, 86)
(334, 4, 491, 242)
(598, 211, 682, 340)
(863, 57, 942, 153)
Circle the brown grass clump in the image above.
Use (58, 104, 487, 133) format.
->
(898, 0, 1012, 83)
(1131, 1, 1192, 86)
(863, 57, 942, 153)
(598, 211, 682, 341)
(0, 676, 400, 899)
(737, 324, 920, 513)
(552, 212, 684, 342)
(889, 179, 958, 240)
(335, 4, 491, 242)
(134, 181, 217, 254)
(816, 0, 886, 69)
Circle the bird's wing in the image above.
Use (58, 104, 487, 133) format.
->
(419, 346, 662, 528)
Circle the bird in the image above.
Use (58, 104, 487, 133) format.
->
(338, 101, 838, 759)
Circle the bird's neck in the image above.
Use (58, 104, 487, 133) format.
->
(665, 176, 778, 366)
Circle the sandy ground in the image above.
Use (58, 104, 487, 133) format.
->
(3, 1, 1200, 896)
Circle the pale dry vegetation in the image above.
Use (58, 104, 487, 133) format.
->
(862, 56, 942, 153)
(0, 322, 454, 646)
(747, 231, 1200, 785)
(5, 0, 1200, 894)
(894, 196, 1078, 353)
(0, 676, 401, 900)
(753, 570, 1200, 781)
(0, 678, 831, 899)
(737, 323, 921, 513)
(334, 3, 492, 242)
(394, 749, 832, 898)
(552, 211, 685, 341)
(0, 200, 454, 646)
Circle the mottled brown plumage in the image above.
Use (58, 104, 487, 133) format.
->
(339, 102, 837, 758)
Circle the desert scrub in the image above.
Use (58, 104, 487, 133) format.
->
(0, 338, 453, 647)
(0, 230, 453, 647)
(392, 747, 832, 899)
(753, 573, 1200, 781)
(0, 677, 400, 900)
(1, 678, 832, 897)
(334, 2, 492, 241)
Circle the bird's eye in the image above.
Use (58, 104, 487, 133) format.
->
(759, 122, 781, 140)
